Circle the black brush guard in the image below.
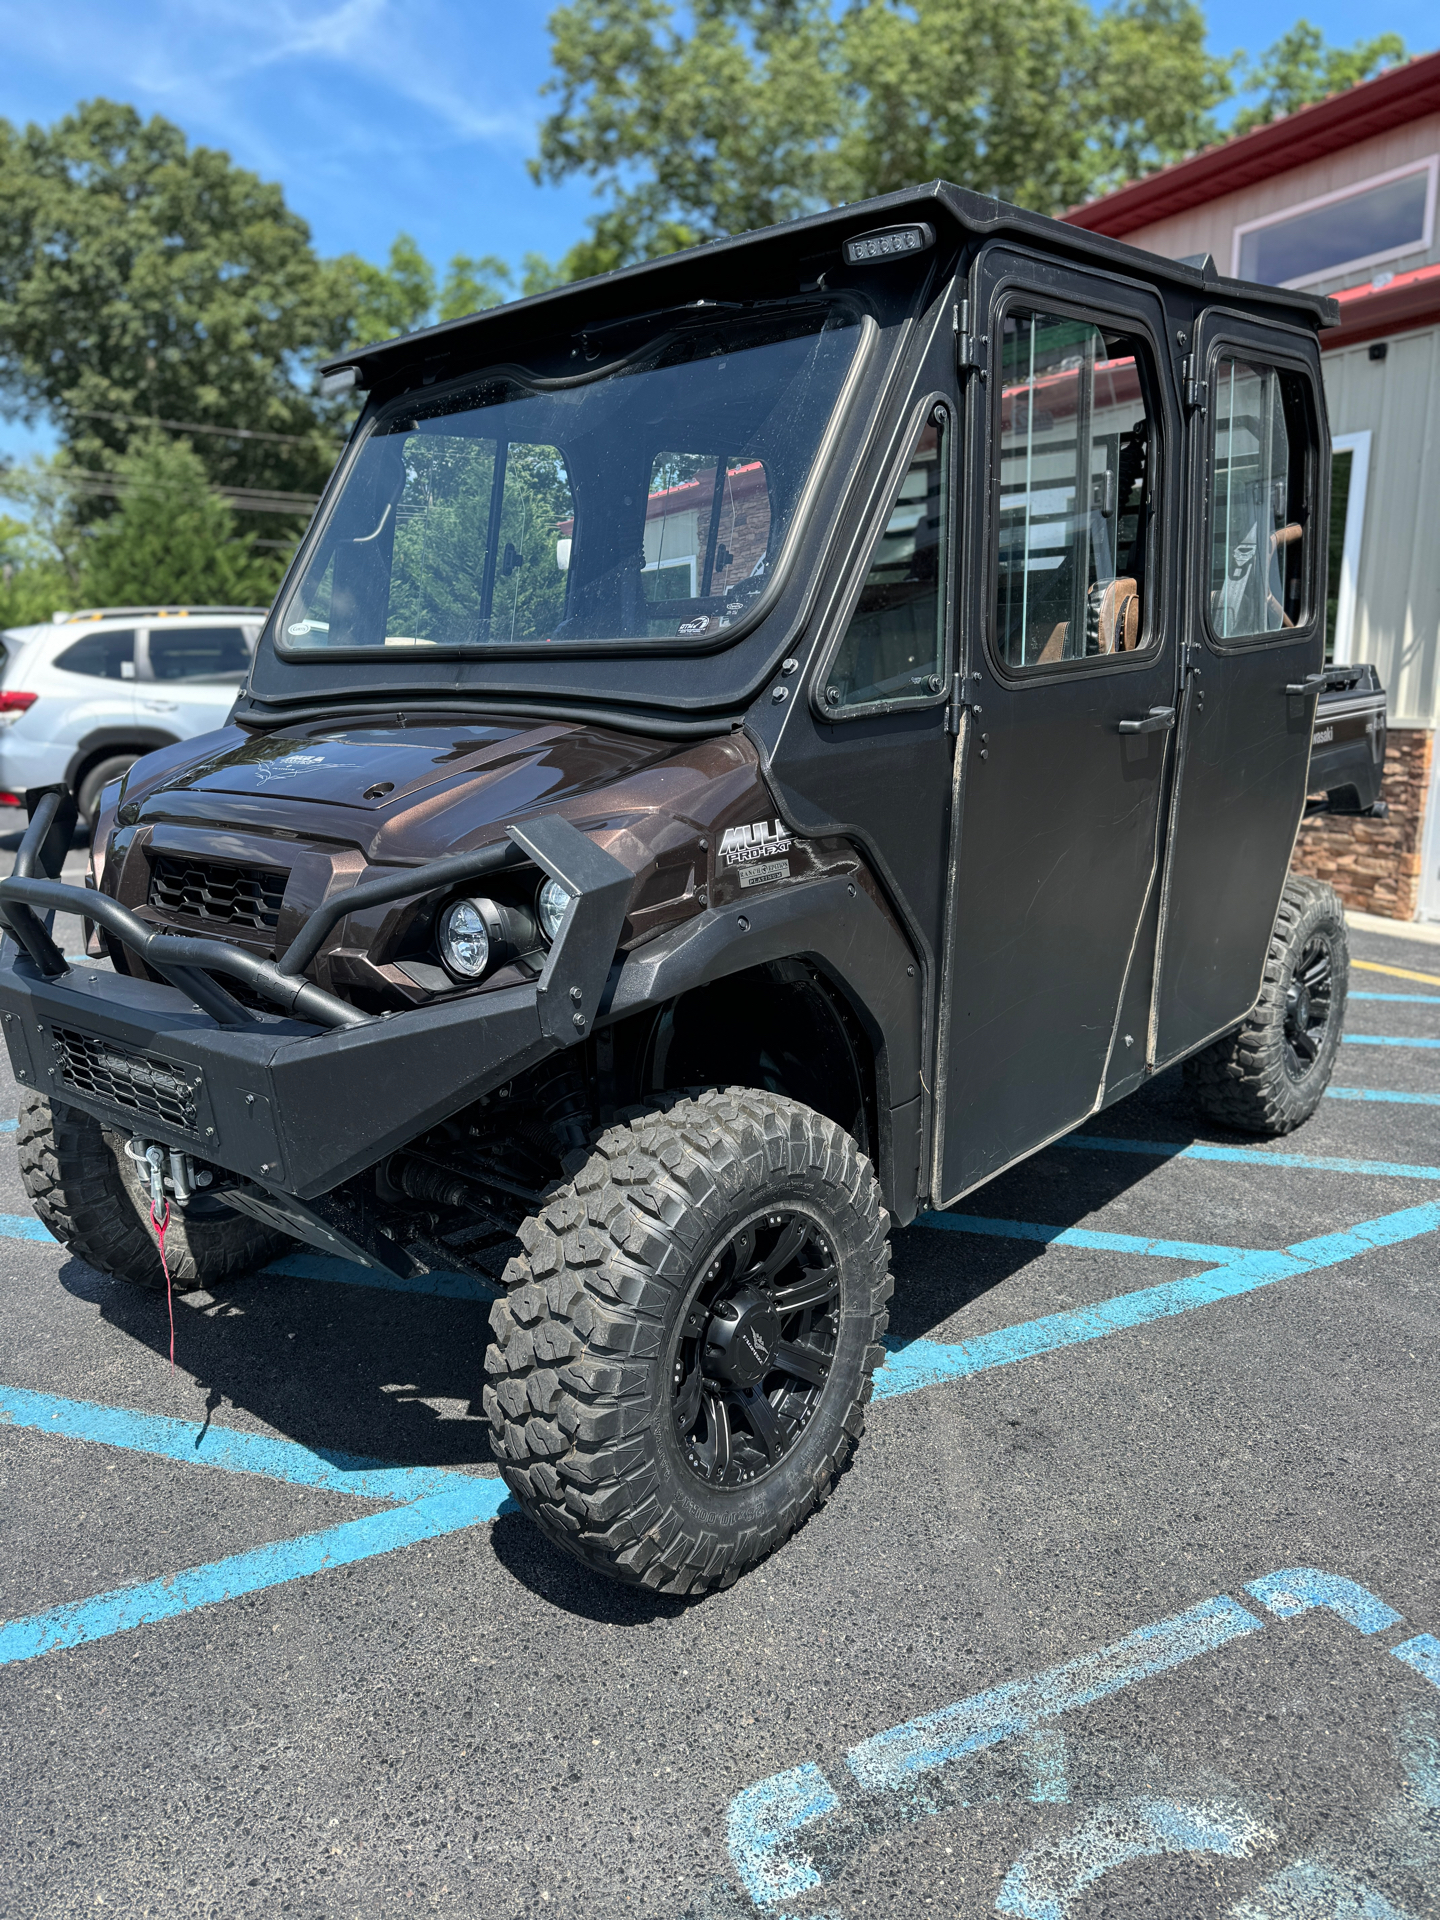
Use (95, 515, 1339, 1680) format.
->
(0, 790, 632, 1202)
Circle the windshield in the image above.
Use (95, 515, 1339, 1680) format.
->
(278, 304, 863, 654)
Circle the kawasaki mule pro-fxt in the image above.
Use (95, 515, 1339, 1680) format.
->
(1, 184, 1366, 1595)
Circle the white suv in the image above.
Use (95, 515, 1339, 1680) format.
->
(0, 606, 266, 823)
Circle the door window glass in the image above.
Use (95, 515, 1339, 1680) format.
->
(1209, 357, 1309, 640)
(826, 410, 947, 710)
(148, 626, 251, 680)
(994, 310, 1154, 670)
(54, 630, 136, 680)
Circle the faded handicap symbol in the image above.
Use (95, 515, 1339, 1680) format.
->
(722, 1567, 1440, 1917)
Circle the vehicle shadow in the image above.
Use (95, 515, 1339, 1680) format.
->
(53, 1065, 1232, 1619)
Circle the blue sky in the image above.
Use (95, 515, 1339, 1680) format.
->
(1, 0, 1434, 464)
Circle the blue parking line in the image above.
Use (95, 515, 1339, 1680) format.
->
(845, 1595, 1263, 1794)
(0, 1383, 478, 1502)
(0, 1210, 55, 1242)
(1066, 1136, 1439, 1180)
(919, 1213, 1250, 1264)
(874, 1201, 1439, 1402)
(0, 1478, 508, 1666)
(1350, 991, 1438, 1002)
(1392, 1635, 1441, 1688)
(1342, 1034, 1439, 1048)
(1327, 1085, 1439, 1106)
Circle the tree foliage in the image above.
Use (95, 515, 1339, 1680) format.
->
(1232, 21, 1408, 136)
(532, 0, 1237, 271)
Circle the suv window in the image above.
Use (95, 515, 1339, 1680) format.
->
(993, 308, 1155, 670)
(1208, 356, 1309, 641)
(54, 630, 136, 680)
(147, 625, 251, 681)
(825, 410, 947, 711)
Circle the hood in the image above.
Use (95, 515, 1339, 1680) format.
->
(126, 716, 679, 854)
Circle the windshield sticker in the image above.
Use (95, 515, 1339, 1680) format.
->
(677, 616, 711, 636)
(720, 819, 794, 867)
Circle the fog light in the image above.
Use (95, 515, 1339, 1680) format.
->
(537, 876, 571, 943)
(438, 898, 491, 979)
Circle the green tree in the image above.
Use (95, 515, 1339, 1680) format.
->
(0, 99, 341, 506)
(531, 0, 1239, 269)
(1232, 22, 1408, 136)
(76, 437, 282, 609)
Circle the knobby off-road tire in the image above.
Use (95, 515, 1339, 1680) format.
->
(1185, 875, 1349, 1136)
(16, 1090, 284, 1289)
(484, 1088, 893, 1595)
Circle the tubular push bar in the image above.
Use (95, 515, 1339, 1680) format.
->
(0, 789, 528, 1031)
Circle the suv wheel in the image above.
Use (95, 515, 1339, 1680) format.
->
(1184, 875, 1349, 1135)
(77, 753, 139, 827)
(17, 1090, 285, 1289)
(484, 1088, 893, 1594)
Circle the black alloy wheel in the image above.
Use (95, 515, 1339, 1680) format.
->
(483, 1088, 893, 1595)
(670, 1207, 840, 1488)
(1282, 934, 1336, 1082)
(1185, 875, 1349, 1136)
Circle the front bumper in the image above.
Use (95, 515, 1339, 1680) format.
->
(0, 813, 632, 1201)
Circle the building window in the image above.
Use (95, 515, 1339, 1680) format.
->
(1234, 159, 1437, 289)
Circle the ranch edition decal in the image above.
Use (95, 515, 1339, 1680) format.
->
(719, 818, 795, 890)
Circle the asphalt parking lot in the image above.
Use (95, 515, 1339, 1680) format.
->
(0, 833, 1435, 1919)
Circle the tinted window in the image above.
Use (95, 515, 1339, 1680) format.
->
(826, 411, 947, 710)
(1238, 167, 1431, 286)
(55, 630, 136, 680)
(1209, 357, 1309, 641)
(994, 310, 1155, 670)
(148, 626, 251, 681)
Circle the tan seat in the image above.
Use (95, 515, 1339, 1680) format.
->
(1095, 576, 1140, 652)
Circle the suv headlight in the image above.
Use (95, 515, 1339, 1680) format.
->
(537, 876, 571, 943)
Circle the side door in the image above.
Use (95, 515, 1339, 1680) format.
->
(1149, 321, 1327, 1065)
(137, 622, 256, 739)
(936, 248, 1182, 1205)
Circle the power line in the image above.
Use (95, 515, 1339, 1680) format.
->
(68, 406, 344, 448)
(10, 467, 319, 515)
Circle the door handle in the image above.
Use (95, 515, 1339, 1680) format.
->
(1118, 707, 1176, 735)
(142, 700, 178, 713)
(1285, 673, 1328, 695)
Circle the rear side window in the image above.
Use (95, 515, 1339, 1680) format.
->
(1208, 356, 1311, 640)
(148, 626, 251, 681)
(824, 408, 948, 711)
(55, 630, 136, 680)
(993, 308, 1155, 670)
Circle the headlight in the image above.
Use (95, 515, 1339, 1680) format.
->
(438, 898, 491, 979)
(537, 876, 571, 943)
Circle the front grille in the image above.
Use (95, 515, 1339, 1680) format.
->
(53, 1027, 198, 1132)
(148, 853, 288, 931)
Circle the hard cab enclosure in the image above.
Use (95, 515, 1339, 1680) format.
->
(0, 184, 1359, 1592)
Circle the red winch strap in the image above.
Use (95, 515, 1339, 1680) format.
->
(151, 1199, 175, 1371)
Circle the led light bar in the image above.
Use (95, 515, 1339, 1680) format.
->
(843, 223, 935, 266)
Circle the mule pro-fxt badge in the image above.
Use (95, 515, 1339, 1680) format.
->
(719, 817, 794, 889)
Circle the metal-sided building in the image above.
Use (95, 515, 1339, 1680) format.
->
(1065, 53, 1440, 923)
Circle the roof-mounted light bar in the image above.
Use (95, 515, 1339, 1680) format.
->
(843, 223, 935, 266)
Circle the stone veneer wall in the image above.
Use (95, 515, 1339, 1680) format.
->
(1290, 725, 1435, 921)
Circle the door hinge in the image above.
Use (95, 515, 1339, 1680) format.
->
(946, 671, 983, 736)
(955, 300, 988, 379)
(1181, 352, 1206, 414)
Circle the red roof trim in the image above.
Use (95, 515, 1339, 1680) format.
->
(1322, 262, 1440, 350)
(1063, 53, 1440, 239)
